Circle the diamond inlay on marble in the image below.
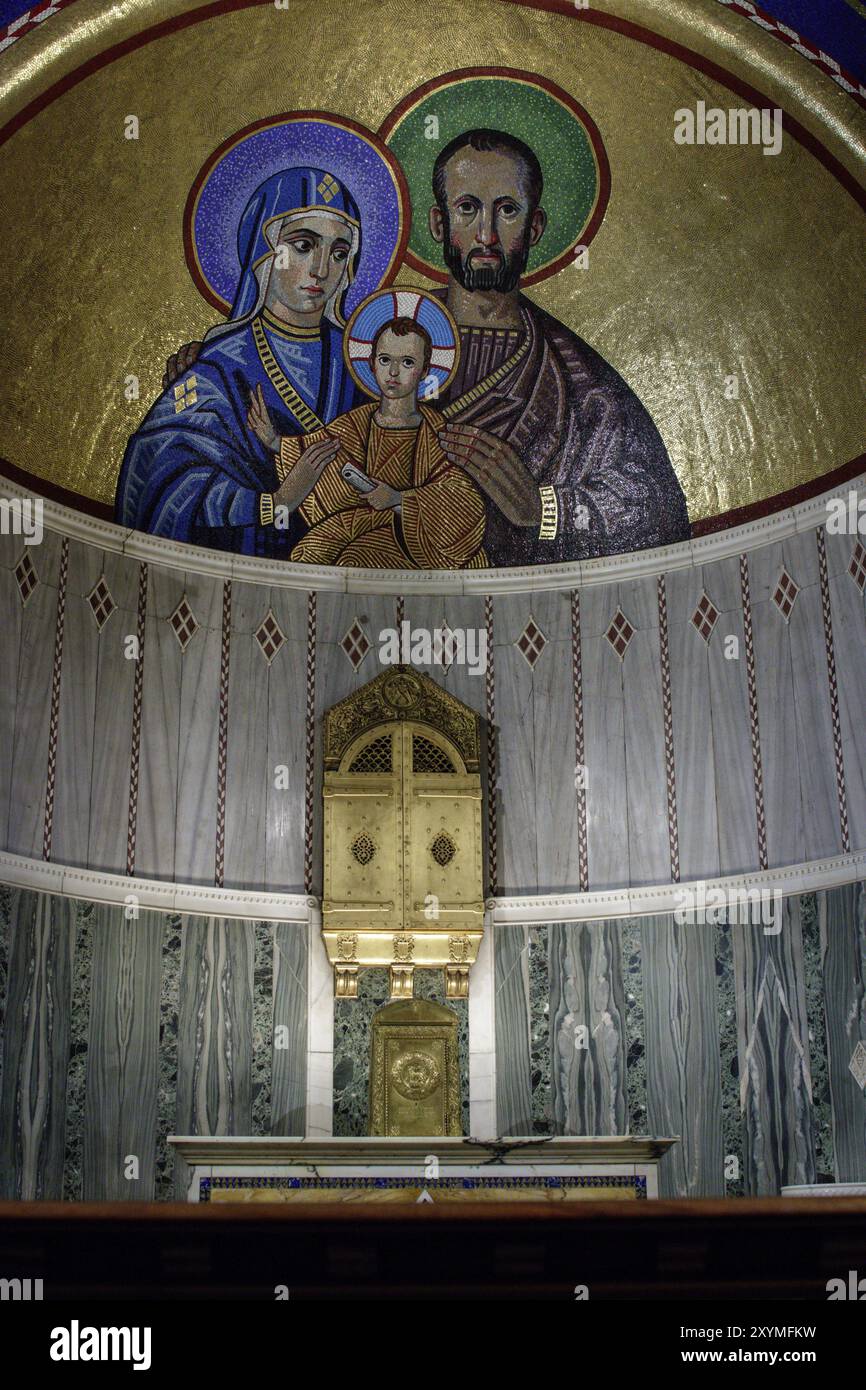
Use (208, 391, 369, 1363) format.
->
(255, 608, 285, 664)
(86, 575, 116, 632)
(771, 568, 800, 621)
(849, 541, 866, 595)
(168, 595, 199, 651)
(605, 607, 634, 659)
(516, 616, 547, 668)
(850, 1040, 866, 1092)
(14, 551, 38, 605)
(341, 618, 370, 670)
(436, 623, 456, 671)
(691, 591, 719, 644)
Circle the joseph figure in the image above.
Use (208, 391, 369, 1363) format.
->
(428, 128, 690, 564)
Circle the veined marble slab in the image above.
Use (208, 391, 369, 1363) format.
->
(494, 925, 533, 1136)
(174, 916, 256, 1195)
(549, 921, 627, 1135)
(732, 897, 816, 1195)
(641, 913, 724, 1196)
(271, 921, 307, 1136)
(0, 889, 75, 1198)
(820, 882, 866, 1182)
(83, 905, 162, 1199)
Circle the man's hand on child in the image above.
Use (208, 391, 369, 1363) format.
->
(247, 384, 280, 453)
(438, 423, 542, 528)
(366, 482, 402, 512)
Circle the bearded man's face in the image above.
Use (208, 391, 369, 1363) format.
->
(434, 147, 538, 292)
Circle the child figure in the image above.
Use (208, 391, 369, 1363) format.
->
(247, 296, 487, 570)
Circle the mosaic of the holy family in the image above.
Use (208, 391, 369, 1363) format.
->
(115, 71, 691, 568)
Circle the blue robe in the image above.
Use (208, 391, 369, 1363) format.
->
(115, 317, 358, 557)
(116, 164, 363, 557)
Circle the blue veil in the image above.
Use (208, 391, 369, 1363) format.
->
(205, 167, 362, 341)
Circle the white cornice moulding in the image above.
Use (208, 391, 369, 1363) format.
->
(488, 850, 866, 924)
(1, 849, 863, 923)
(0, 472, 861, 595)
(0, 852, 314, 922)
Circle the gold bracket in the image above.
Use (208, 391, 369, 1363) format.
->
(335, 965, 359, 998)
(389, 964, 414, 999)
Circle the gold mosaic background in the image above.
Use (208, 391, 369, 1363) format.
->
(0, 0, 863, 521)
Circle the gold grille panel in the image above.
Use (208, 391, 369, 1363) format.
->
(349, 734, 392, 773)
(413, 736, 454, 773)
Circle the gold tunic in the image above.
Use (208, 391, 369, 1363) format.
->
(277, 402, 487, 570)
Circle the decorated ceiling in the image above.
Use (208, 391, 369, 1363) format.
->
(0, 0, 863, 569)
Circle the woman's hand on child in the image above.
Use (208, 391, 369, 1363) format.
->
(366, 482, 402, 512)
(247, 384, 280, 453)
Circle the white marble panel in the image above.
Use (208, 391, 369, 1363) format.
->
(223, 581, 268, 890)
(51, 541, 101, 867)
(824, 529, 866, 851)
(666, 567, 720, 880)
(620, 577, 669, 885)
(0, 562, 22, 848)
(173, 570, 223, 884)
(265, 586, 308, 891)
(493, 595, 537, 894)
(749, 541, 805, 867)
(783, 531, 840, 860)
(581, 584, 628, 889)
(7, 530, 62, 858)
(87, 549, 139, 873)
(703, 554, 759, 874)
(530, 590, 580, 891)
(133, 566, 183, 881)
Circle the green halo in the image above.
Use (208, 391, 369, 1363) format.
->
(380, 70, 609, 285)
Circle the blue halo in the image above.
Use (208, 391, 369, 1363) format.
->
(344, 288, 460, 399)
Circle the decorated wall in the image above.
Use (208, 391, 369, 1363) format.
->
(1, 0, 865, 1203)
(2, 882, 865, 1200)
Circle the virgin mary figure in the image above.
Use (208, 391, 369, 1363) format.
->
(115, 167, 362, 556)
